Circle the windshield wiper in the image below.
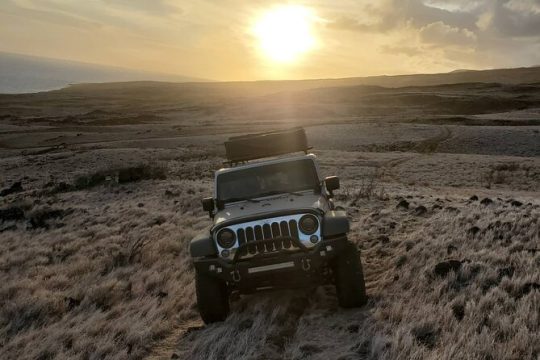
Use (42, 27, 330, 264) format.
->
(223, 197, 260, 203)
(257, 190, 306, 198)
(223, 190, 308, 204)
(285, 191, 304, 196)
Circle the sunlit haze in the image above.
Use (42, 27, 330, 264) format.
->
(252, 5, 317, 64)
(1, 0, 539, 81)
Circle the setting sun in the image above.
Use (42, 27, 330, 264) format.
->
(252, 5, 317, 64)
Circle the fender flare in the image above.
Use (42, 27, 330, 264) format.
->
(322, 210, 350, 237)
(190, 233, 217, 257)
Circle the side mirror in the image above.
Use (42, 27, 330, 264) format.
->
(202, 197, 215, 216)
(325, 176, 340, 196)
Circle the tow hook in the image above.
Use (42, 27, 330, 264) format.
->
(232, 270, 241, 282)
(301, 259, 311, 271)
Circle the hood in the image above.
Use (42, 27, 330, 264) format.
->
(214, 193, 329, 226)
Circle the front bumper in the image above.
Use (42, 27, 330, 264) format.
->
(193, 236, 348, 290)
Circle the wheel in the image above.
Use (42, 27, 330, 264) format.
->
(195, 271, 229, 324)
(333, 241, 368, 308)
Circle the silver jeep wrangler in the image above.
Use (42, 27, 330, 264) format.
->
(190, 128, 367, 323)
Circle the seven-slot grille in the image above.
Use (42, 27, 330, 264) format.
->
(236, 220, 300, 256)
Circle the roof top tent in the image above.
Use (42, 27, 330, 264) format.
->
(224, 127, 311, 166)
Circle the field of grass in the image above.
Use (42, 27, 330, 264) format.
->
(0, 72, 539, 359)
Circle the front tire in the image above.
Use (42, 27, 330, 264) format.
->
(195, 271, 229, 324)
(333, 241, 368, 308)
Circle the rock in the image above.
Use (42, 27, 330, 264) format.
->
(137, 203, 144, 208)
(451, 303, 465, 321)
(411, 324, 439, 349)
(396, 199, 409, 209)
(414, 205, 427, 216)
(510, 200, 523, 207)
(28, 208, 67, 229)
(171, 353, 180, 359)
(0, 181, 23, 197)
(64, 297, 81, 310)
(469, 195, 479, 201)
(434, 260, 462, 277)
(52, 182, 72, 193)
(497, 266, 515, 280)
(480, 198, 493, 205)
(237, 319, 253, 331)
(432, 204, 442, 210)
(395, 255, 407, 267)
(447, 244, 458, 255)
(0, 207, 25, 222)
(347, 324, 359, 333)
(468, 226, 481, 236)
(378, 235, 390, 244)
(405, 241, 415, 251)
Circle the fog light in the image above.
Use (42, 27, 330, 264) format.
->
(221, 249, 230, 258)
(310, 235, 319, 243)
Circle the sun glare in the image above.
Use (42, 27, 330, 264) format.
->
(253, 5, 317, 64)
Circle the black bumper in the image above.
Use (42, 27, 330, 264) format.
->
(193, 236, 348, 290)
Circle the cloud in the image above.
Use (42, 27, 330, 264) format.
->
(490, 0, 540, 36)
(325, 0, 479, 34)
(2, 0, 103, 29)
(101, 0, 181, 16)
(420, 21, 477, 46)
(381, 45, 423, 57)
(325, 15, 391, 33)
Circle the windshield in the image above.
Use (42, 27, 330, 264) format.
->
(217, 159, 319, 203)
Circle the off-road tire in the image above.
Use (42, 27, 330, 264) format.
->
(333, 241, 368, 308)
(195, 271, 229, 324)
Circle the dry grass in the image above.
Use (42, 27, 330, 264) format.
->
(1, 145, 537, 360)
(0, 77, 539, 360)
(0, 155, 214, 359)
(174, 190, 539, 360)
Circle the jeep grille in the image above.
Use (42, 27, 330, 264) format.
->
(214, 213, 320, 259)
(236, 219, 300, 257)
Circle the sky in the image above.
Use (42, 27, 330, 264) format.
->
(1, 0, 539, 81)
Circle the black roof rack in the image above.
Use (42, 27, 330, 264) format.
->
(224, 127, 311, 166)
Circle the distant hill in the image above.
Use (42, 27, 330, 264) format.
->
(2, 51, 539, 96)
(0, 51, 206, 94)
(346, 66, 540, 88)
(53, 65, 540, 101)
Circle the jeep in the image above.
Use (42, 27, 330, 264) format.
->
(190, 128, 367, 323)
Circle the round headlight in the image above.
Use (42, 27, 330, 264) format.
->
(216, 228, 236, 248)
(299, 215, 319, 235)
